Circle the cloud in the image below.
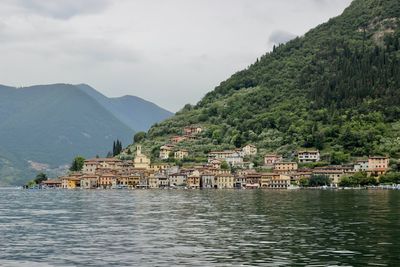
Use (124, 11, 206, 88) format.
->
(268, 30, 297, 45)
(0, 0, 353, 111)
(4, 0, 111, 19)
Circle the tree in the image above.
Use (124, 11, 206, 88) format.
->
(380, 172, 400, 184)
(134, 132, 147, 143)
(70, 156, 85, 172)
(221, 161, 229, 170)
(331, 151, 350, 165)
(34, 173, 48, 184)
(299, 177, 310, 187)
(309, 175, 330, 187)
(112, 140, 123, 156)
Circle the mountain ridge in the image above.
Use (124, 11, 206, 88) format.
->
(0, 83, 172, 185)
(134, 0, 400, 165)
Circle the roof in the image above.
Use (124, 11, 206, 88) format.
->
(298, 150, 320, 154)
(42, 179, 62, 184)
(85, 158, 122, 163)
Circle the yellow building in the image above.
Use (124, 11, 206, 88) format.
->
(215, 174, 235, 189)
(274, 162, 298, 173)
(260, 173, 291, 189)
(61, 176, 81, 189)
(187, 174, 200, 189)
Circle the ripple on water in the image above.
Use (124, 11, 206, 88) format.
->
(0, 189, 399, 266)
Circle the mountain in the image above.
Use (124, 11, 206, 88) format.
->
(76, 84, 172, 132)
(0, 84, 172, 185)
(135, 0, 400, 164)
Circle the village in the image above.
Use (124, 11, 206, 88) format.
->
(41, 125, 392, 190)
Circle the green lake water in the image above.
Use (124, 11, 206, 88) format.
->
(0, 189, 399, 266)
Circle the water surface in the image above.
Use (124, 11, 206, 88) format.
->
(0, 189, 399, 266)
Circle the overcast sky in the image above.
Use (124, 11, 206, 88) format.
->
(0, 0, 352, 111)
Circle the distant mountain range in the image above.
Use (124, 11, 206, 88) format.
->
(0, 83, 172, 185)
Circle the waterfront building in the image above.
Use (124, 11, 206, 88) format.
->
(81, 175, 98, 189)
(41, 179, 62, 189)
(187, 173, 200, 189)
(61, 176, 81, 189)
(215, 174, 235, 189)
(312, 169, 345, 187)
(200, 173, 215, 189)
(245, 173, 261, 188)
(368, 156, 389, 176)
(260, 173, 291, 189)
(169, 173, 187, 187)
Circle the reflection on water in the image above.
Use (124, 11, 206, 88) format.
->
(0, 189, 399, 266)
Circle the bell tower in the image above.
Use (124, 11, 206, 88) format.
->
(136, 145, 142, 155)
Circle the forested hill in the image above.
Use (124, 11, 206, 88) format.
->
(136, 0, 400, 163)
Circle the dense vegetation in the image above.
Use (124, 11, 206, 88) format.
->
(135, 0, 400, 164)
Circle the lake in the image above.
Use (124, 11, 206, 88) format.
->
(0, 189, 399, 266)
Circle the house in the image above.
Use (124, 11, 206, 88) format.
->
(274, 162, 298, 173)
(289, 171, 312, 185)
(155, 173, 169, 188)
(83, 158, 122, 174)
(368, 156, 390, 176)
(169, 173, 187, 187)
(234, 175, 246, 189)
(298, 150, 320, 163)
(148, 174, 160, 189)
(187, 173, 200, 189)
(98, 173, 117, 188)
(208, 150, 236, 162)
(174, 149, 189, 160)
(170, 135, 186, 144)
(260, 173, 291, 189)
(245, 173, 261, 188)
(81, 175, 99, 189)
(225, 153, 244, 167)
(183, 126, 202, 136)
(354, 159, 369, 172)
(200, 173, 215, 189)
(149, 163, 171, 172)
(264, 154, 283, 168)
(215, 174, 235, 189)
(209, 159, 222, 169)
(41, 179, 62, 189)
(312, 169, 345, 187)
(133, 145, 151, 169)
(242, 144, 257, 156)
(159, 145, 174, 160)
(61, 176, 81, 189)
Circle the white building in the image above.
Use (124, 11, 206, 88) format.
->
(298, 150, 320, 163)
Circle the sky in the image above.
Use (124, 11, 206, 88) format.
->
(0, 0, 352, 112)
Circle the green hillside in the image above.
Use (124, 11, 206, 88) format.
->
(135, 0, 400, 164)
